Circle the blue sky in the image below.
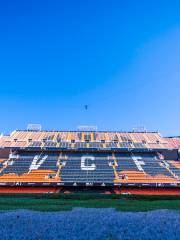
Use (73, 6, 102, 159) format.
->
(0, 0, 180, 135)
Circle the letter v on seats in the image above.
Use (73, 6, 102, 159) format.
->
(29, 155, 48, 172)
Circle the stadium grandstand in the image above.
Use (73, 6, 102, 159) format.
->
(0, 129, 179, 194)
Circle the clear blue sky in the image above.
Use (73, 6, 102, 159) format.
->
(0, 0, 180, 136)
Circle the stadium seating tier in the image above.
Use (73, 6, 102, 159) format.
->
(0, 130, 179, 187)
(0, 151, 179, 185)
(0, 130, 174, 150)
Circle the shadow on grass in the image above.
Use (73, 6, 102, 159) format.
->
(0, 193, 179, 212)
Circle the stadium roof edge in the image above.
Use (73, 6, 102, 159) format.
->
(14, 129, 160, 133)
(164, 136, 180, 138)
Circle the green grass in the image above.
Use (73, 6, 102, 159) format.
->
(0, 193, 179, 212)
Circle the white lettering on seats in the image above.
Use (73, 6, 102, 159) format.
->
(132, 156, 145, 171)
(81, 156, 96, 171)
(29, 155, 48, 171)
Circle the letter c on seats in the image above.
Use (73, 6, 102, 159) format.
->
(81, 156, 96, 170)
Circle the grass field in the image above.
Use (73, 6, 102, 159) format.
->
(0, 193, 179, 212)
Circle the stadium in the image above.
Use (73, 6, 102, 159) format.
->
(1, 1, 180, 239)
(0, 127, 179, 195)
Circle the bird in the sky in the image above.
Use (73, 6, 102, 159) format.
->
(84, 105, 88, 110)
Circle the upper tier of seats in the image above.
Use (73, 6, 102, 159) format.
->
(165, 137, 180, 149)
(0, 130, 173, 150)
(0, 151, 179, 185)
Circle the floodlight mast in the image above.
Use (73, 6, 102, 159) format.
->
(132, 126, 147, 132)
(27, 124, 42, 131)
(77, 126, 98, 131)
